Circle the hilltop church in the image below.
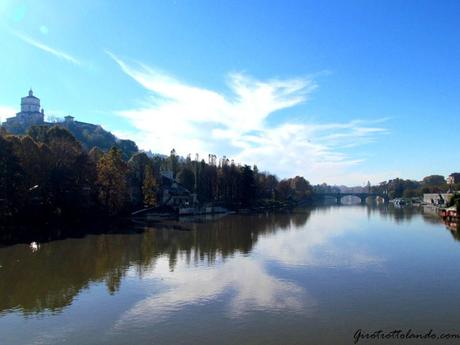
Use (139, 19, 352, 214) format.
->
(1, 89, 139, 157)
(1, 89, 86, 135)
(2, 89, 46, 133)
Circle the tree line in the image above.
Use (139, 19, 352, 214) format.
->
(0, 125, 314, 223)
(370, 175, 460, 199)
(2, 123, 456, 225)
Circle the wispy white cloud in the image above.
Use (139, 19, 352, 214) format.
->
(14, 31, 81, 65)
(108, 53, 388, 184)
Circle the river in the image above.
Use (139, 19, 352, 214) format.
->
(1, 205, 460, 345)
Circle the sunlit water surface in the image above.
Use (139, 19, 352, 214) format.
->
(1, 206, 460, 345)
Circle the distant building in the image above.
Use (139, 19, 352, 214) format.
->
(2, 89, 45, 133)
(423, 193, 453, 206)
(64, 115, 75, 123)
(1, 89, 91, 136)
(448, 173, 460, 185)
(160, 171, 197, 208)
(1, 89, 138, 157)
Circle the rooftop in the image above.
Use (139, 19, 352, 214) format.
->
(24, 89, 39, 100)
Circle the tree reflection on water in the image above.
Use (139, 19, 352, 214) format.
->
(0, 206, 449, 316)
(0, 212, 311, 315)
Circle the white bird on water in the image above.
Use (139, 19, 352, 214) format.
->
(30, 242, 39, 252)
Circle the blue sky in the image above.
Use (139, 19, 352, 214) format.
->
(0, 0, 458, 185)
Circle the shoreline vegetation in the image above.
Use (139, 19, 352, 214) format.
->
(0, 124, 314, 224)
(1, 123, 459, 242)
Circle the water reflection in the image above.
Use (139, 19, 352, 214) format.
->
(0, 205, 447, 319)
(0, 234, 146, 315)
(256, 208, 384, 269)
(443, 221, 460, 241)
(364, 203, 428, 223)
(0, 212, 310, 316)
(114, 256, 312, 332)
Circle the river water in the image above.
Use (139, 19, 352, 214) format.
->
(1, 205, 460, 345)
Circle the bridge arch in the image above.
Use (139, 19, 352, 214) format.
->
(338, 194, 366, 204)
(315, 192, 389, 205)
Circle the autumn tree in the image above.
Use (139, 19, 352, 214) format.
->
(0, 135, 25, 215)
(276, 179, 293, 200)
(97, 147, 129, 215)
(142, 164, 158, 207)
(290, 176, 313, 200)
(256, 173, 278, 200)
(88, 147, 104, 163)
(422, 175, 446, 186)
(41, 127, 87, 214)
(27, 125, 49, 143)
(128, 152, 151, 206)
(17, 136, 45, 187)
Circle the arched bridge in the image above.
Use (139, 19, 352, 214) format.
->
(315, 192, 389, 205)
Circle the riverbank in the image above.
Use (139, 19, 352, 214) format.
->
(0, 201, 301, 246)
(131, 199, 298, 218)
(422, 203, 460, 234)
